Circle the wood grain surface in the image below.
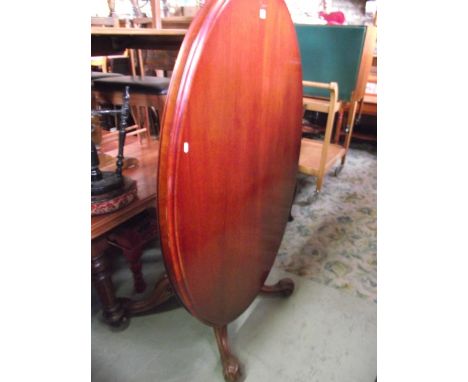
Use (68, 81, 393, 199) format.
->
(157, 0, 303, 326)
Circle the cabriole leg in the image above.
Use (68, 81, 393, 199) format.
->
(213, 325, 242, 382)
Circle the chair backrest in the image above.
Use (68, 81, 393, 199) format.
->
(161, 16, 193, 29)
(295, 24, 372, 102)
(130, 17, 177, 77)
(132, 17, 154, 28)
(91, 16, 119, 27)
(143, 50, 178, 74)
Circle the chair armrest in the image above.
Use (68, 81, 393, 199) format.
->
(301, 81, 340, 174)
(302, 81, 339, 101)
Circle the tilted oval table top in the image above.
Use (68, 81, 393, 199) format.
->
(158, 0, 303, 326)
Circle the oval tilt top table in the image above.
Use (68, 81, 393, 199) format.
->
(157, 0, 303, 380)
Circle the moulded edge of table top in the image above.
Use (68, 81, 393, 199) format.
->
(298, 138, 346, 176)
(91, 196, 155, 240)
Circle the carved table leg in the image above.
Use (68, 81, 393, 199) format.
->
(288, 183, 298, 222)
(123, 274, 175, 315)
(121, 247, 147, 293)
(91, 237, 129, 330)
(107, 208, 159, 294)
(261, 278, 295, 297)
(213, 325, 242, 382)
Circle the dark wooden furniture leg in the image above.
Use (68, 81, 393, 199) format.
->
(213, 325, 242, 382)
(123, 274, 174, 315)
(127, 248, 146, 293)
(333, 106, 345, 144)
(91, 237, 129, 329)
(92, 239, 174, 327)
(288, 183, 297, 222)
(117, 246, 147, 293)
(261, 278, 295, 297)
(107, 208, 160, 294)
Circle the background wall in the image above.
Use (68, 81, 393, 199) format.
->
(333, 0, 366, 24)
(285, 0, 374, 25)
(91, 0, 375, 25)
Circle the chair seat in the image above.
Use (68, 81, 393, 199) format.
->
(303, 96, 342, 114)
(93, 75, 170, 95)
(91, 71, 124, 80)
(91, 72, 125, 88)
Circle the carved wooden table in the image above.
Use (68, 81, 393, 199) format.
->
(91, 140, 173, 329)
(91, 27, 187, 329)
(157, 0, 303, 380)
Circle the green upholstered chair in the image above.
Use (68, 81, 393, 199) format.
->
(295, 24, 376, 196)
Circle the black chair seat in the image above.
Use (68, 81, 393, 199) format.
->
(92, 75, 170, 95)
(91, 71, 125, 80)
(91, 72, 125, 89)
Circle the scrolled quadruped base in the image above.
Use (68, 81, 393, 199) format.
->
(213, 278, 295, 381)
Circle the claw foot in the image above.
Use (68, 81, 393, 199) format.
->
(222, 354, 242, 382)
(214, 325, 243, 382)
(261, 277, 295, 297)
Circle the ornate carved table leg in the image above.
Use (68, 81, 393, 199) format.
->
(107, 208, 160, 294)
(121, 247, 147, 293)
(213, 326, 242, 382)
(261, 278, 295, 297)
(123, 274, 175, 315)
(91, 237, 129, 330)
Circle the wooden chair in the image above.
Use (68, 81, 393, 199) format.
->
(353, 53, 377, 141)
(92, 76, 169, 142)
(295, 24, 377, 197)
(161, 16, 194, 29)
(91, 17, 146, 144)
(92, 17, 171, 142)
(91, 16, 121, 72)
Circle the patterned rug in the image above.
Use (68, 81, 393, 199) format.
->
(275, 142, 377, 303)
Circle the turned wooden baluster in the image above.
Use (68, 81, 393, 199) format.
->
(116, 86, 130, 177)
(91, 238, 129, 329)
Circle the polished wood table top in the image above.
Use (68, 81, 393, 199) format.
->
(158, 0, 303, 326)
(91, 27, 187, 56)
(91, 140, 159, 240)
